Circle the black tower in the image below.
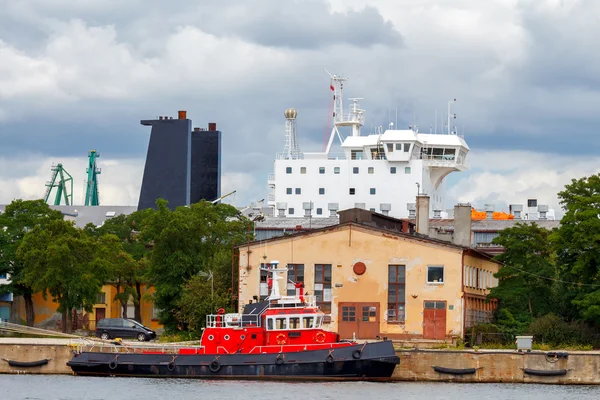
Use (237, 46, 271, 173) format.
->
(138, 111, 220, 210)
(191, 123, 221, 204)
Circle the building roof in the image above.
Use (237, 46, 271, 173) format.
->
(0, 204, 138, 228)
(426, 218, 561, 232)
(240, 220, 499, 263)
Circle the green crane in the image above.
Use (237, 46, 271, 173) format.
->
(44, 163, 74, 206)
(84, 149, 101, 206)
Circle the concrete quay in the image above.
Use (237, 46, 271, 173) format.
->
(1, 339, 600, 384)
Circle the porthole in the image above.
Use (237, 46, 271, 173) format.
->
(240, 335, 246, 340)
(224, 334, 230, 340)
(208, 334, 214, 341)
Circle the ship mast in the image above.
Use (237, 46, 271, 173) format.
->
(324, 70, 365, 155)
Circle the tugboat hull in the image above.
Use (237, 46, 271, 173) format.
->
(67, 341, 399, 380)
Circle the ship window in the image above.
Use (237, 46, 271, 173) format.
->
(390, 167, 396, 174)
(295, 188, 301, 195)
(289, 317, 301, 329)
(395, 143, 402, 150)
(405, 167, 411, 174)
(319, 167, 325, 174)
(351, 150, 363, 160)
(315, 316, 323, 327)
(286, 188, 292, 195)
(370, 188, 376, 195)
(334, 167, 340, 174)
(300, 167, 306, 174)
(316, 208, 323, 215)
(259, 266, 269, 301)
(353, 167, 359, 174)
(387, 143, 393, 152)
(286, 167, 292, 174)
(369, 208, 376, 212)
(404, 143, 410, 152)
(303, 317, 314, 329)
(275, 317, 288, 330)
(349, 188, 355, 195)
(368, 167, 374, 174)
(319, 188, 325, 195)
(288, 208, 294, 215)
(267, 318, 274, 330)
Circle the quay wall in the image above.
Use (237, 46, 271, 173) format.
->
(2, 341, 600, 384)
(392, 349, 600, 384)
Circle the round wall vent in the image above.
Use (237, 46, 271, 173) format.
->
(353, 262, 366, 275)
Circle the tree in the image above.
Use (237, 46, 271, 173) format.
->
(0, 199, 63, 325)
(553, 174, 600, 324)
(85, 209, 153, 322)
(17, 219, 110, 333)
(176, 275, 232, 333)
(489, 222, 556, 320)
(143, 199, 249, 331)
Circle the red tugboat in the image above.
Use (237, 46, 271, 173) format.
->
(67, 261, 400, 380)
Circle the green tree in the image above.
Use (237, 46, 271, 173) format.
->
(0, 199, 63, 325)
(85, 209, 153, 322)
(489, 222, 556, 320)
(175, 275, 232, 333)
(553, 174, 600, 323)
(143, 199, 249, 331)
(17, 219, 111, 332)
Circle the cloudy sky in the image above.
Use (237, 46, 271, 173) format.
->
(1, 0, 599, 216)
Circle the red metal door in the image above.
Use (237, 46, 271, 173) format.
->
(338, 303, 357, 339)
(358, 303, 380, 339)
(423, 301, 446, 340)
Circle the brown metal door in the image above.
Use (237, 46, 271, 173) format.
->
(338, 303, 358, 339)
(358, 303, 380, 339)
(423, 301, 446, 340)
(95, 307, 106, 329)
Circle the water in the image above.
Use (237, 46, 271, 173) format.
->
(2, 375, 600, 400)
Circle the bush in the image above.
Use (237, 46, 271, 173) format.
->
(528, 314, 600, 347)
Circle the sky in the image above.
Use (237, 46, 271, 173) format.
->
(1, 0, 599, 216)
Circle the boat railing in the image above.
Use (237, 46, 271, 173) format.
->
(247, 342, 353, 354)
(205, 313, 261, 328)
(68, 338, 205, 355)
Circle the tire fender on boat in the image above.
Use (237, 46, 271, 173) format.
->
(352, 350, 362, 360)
(325, 354, 335, 364)
(108, 356, 119, 370)
(275, 356, 285, 365)
(209, 360, 221, 373)
(168, 357, 177, 371)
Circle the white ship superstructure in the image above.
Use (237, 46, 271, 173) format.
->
(267, 73, 470, 219)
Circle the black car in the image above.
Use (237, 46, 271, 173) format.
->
(95, 318, 157, 342)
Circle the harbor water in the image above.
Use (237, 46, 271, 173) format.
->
(2, 375, 600, 400)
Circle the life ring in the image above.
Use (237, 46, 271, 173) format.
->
(276, 333, 287, 345)
(209, 360, 221, 373)
(315, 332, 326, 344)
(108, 357, 118, 370)
(352, 350, 362, 359)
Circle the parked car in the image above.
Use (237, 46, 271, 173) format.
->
(95, 318, 157, 342)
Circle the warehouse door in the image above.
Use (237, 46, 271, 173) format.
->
(423, 301, 446, 340)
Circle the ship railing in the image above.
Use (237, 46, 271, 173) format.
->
(275, 153, 305, 160)
(205, 313, 261, 328)
(68, 337, 205, 355)
(267, 173, 275, 181)
(247, 342, 354, 354)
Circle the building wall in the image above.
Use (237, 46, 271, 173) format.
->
(190, 129, 221, 204)
(271, 158, 426, 218)
(463, 253, 501, 328)
(239, 224, 479, 339)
